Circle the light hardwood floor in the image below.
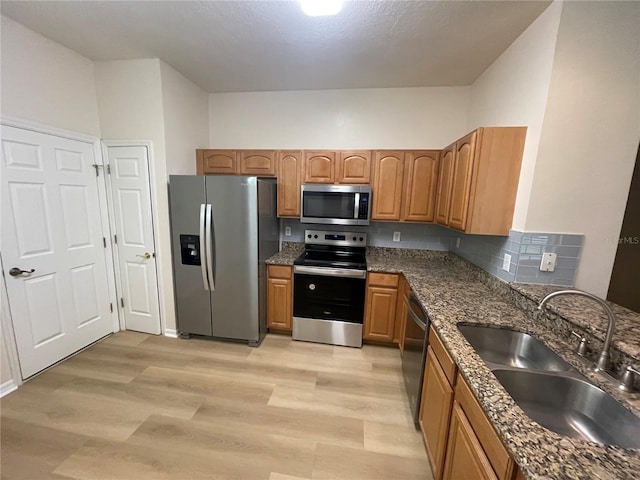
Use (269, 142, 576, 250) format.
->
(1, 332, 432, 480)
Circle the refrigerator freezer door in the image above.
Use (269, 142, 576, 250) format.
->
(205, 176, 259, 342)
(169, 176, 212, 336)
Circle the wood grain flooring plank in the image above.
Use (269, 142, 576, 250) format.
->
(269, 474, 312, 480)
(137, 334, 253, 358)
(53, 376, 205, 420)
(315, 370, 406, 401)
(194, 398, 365, 449)
(126, 414, 316, 479)
(101, 330, 150, 347)
(132, 365, 276, 405)
(1, 385, 151, 442)
(54, 438, 266, 480)
(0, 417, 90, 480)
(49, 354, 147, 384)
(268, 385, 414, 426)
(363, 420, 427, 459)
(312, 443, 432, 480)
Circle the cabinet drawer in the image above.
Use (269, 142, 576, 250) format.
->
(368, 272, 399, 288)
(455, 374, 515, 480)
(267, 265, 292, 280)
(429, 326, 457, 385)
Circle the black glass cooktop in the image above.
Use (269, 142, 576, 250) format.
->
(294, 248, 367, 270)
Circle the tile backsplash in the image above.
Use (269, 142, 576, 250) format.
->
(450, 230, 584, 287)
(281, 219, 584, 287)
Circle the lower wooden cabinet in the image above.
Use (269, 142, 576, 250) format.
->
(420, 346, 455, 480)
(266, 265, 293, 331)
(363, 273, 399, 341)
(442, 402, 498, 480)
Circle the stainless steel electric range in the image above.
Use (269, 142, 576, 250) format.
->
(292, 230, 367, 348)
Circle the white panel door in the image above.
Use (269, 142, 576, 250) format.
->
(107, 146, 161, 334)
(1, 126, 113, 378)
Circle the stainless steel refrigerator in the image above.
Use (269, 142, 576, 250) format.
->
(169, 175, 279, 346)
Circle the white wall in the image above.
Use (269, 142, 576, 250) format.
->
(526, 1, 640, 296)
(467, 2, 562, 231)
(160, 61, 209, 174)
(94, 59, 176, 332)
(0, 16, 100, 136)
(209, 87, 470, 149)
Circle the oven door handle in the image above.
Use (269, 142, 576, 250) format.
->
(408, 295, 428, 331)
(293, 265, 367, 279)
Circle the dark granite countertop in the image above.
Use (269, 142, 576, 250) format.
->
(265, 242, 303, 265)
(264, 245, 640, 479)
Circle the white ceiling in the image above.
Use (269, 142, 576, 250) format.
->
(1, 1, 551, 93)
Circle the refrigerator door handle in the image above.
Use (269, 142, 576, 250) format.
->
(205, 204, 215, 291)
(199, 204, 209, 291)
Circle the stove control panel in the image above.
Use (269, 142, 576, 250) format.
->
(304, 230, 367, 247)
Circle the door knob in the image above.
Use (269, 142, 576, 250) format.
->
(136, 252, 151, 260)
(9, 267, 35, 277)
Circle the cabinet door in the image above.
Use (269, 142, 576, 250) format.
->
(304, 151, 335, 183)
(394, 276, 409, 347)
(363, 286, 397, 341)
(267, 276, 292, 331)
(200, 150, 238, 174)
(277, 151, 302, 217)
(448, 132, 477, 231)
(403, 150, 440, 222)
(240, 150, 276, 176)
(371, 151, 405, 221)
(442, 402, 498, 480)
(420, 347, 455, 480)
(435, 145, 454, 225)
(337, 151, 371, 184)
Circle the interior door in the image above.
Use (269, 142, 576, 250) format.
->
(1, 125, 114, 378)
(106, 145, 161, 334)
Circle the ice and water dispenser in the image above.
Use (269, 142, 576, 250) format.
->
(179, 234, 201, 266)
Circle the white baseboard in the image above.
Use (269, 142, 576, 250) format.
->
(0, 379, 18, 398)
(164, 328, 179, 338)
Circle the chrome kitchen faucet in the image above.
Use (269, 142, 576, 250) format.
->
(538, 290, 616, 372)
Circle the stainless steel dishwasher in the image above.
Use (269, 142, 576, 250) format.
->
(401, 292, 430, 425)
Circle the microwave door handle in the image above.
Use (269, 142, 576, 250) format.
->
(354, 193, 360, 219)
(199, 204, 209, 291)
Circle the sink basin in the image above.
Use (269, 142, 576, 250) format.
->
(494, 369, 640, 449)
(458, 325, 572, 372)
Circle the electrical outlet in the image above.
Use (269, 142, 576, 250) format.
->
(393, 231, 401, 242)
(284, 227, 291, 236)
(502, 253, 511, 272)
(540, 252, 557, 272)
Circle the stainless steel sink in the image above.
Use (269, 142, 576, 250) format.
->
(493, 369, 640, 449)
(457, 325, 573, 372)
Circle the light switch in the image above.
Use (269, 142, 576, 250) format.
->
(285, 227, 291, 236)
(393, 232, 401, 242)
(540, 252, 557, 272)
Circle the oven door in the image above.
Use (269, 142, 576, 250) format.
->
(293, 266, 366, 323)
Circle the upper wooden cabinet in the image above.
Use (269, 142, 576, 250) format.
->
(435, 145, 455, 225)
(277, 150, 302, 217)
(371, 151, 405, 221)
(304, 151, 335, 183)
(435, 127, 526, 235)
(403, 151, 440, 222)
(303, 150, 371, 184)
(239, 150, 276, 176)
(372, 150, 440, 222)
(197, 150, 237, 174)
(337, 151, 371, 184)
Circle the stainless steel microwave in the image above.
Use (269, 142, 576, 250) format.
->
(300, 185, 371, 225)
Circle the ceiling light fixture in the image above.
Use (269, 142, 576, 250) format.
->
(300, 0, 343, 17)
